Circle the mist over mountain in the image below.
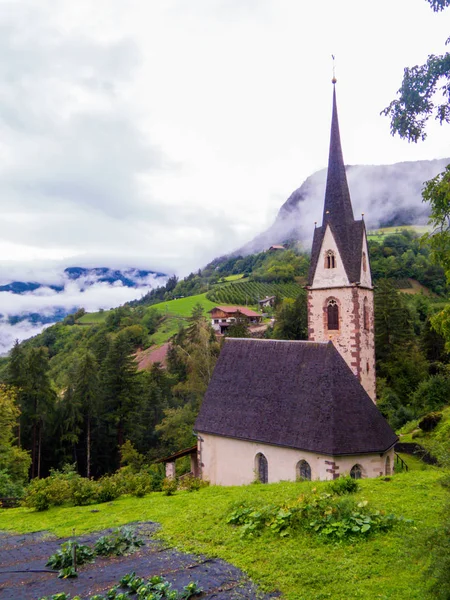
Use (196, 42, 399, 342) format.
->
(0, 267, 167, 354)
(237, 158, 449, 255)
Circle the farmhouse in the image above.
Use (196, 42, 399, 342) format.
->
(258, 295, 276, 309)
(209, 306, 262, 334)
(194, 80, 397, 484)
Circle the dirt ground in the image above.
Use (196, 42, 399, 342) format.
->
(0, 523, 277, 599)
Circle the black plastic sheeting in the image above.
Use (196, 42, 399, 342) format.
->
(0, 523, 279, 599)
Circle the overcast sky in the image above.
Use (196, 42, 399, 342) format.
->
(0, 0, 449, 278)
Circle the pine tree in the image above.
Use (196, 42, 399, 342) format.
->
(71, 351, 100, 477)
(374, 280, 413, 361)
(22, 348, 56, 478)
(101, 333, 140, 469)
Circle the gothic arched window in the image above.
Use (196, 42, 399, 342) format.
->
(325, 250, 336, 269)
(363, 297, 369, 331)
(327, 299, 339, 330)
(297, 460, 311, 481)
(256, 453, 268, 484)
(350, 464, 363, 480)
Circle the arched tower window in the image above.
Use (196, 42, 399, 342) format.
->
(363, 297, 369, 331)
(350, 464, 363, 480)
(296, 460, 311, 481)
(362, 251, 367, 272)
(255, 453, 268, 484)
(327, 299, 339, 330)
(385, 456, 391, 476)
(325, 250, 336, 269)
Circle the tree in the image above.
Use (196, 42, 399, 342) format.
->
(0, 385, 31, 484)
(382, 1, 450, 142)
(272, 292, 308, 340)
(22, 348, 56, 478)
(383, 1, 450, 290)
(71, 351, 100, 478)
(225, 311, 250, 338)
(374, 280, 413, 362)
(101, 332, 140, 468)
(422, 164, 450, 277)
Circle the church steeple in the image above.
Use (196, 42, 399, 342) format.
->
(308, 81, 365, 286)
(323, 83, 354, 227)
(306, 78, 376, 403)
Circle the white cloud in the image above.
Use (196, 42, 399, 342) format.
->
(0, 0, 447, 280)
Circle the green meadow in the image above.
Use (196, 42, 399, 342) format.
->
(0, 469, 446, 600)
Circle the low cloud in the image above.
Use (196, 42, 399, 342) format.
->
(0, 268, 167, 355)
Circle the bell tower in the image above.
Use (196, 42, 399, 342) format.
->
(306, 80, 376, 402)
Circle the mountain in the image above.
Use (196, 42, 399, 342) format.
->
(237, 158, 449, 255)
(0, 266, 167, 354)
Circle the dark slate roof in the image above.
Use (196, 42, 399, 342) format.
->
(195, 339, 397, 455)
(308, 85, 366, 285)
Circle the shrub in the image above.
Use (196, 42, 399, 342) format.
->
(178, 475, 209, 492)
(162, 478, 177, 496)
(96, 475, 121, 503)
(71, 478, 98, 506)
(23, 465, 80, 510)
(0, 469, 24, 499)
(326, 475, 359, 496)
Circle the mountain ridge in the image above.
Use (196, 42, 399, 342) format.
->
(236, 157, 449, 256)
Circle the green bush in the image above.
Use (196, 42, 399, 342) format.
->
(23, 467, 78, 510)
(162, 478, 177, 496)
(23, 463, 165, 511)
(0, 469, 24, 498)
(326, 475, 360, 496)
(178, 475, 209, 492)
(71, 477, 98, 506)
(96, 475, 122, 503)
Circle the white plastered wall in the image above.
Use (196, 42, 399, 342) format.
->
(198, 434, 394, 485)
(312, 225, 349, 288)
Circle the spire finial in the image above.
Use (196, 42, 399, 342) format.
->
(331, 55, 337, 84)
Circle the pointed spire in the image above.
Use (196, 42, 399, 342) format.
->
(322, 83, 354, 226)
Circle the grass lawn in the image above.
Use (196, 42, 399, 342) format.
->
(367, 224, 430, 242)
(76, 293, 215, 333)
(77, 310, 111, 324)
(149, 293, 216, 318)
(146, 294, 217, 345)
(0, 470, 446, 600)
(222, 274, 245, 282)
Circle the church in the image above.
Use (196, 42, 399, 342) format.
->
(193, 81, 397, 484)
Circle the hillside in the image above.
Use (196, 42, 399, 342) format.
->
(0, 226, 449, 482)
